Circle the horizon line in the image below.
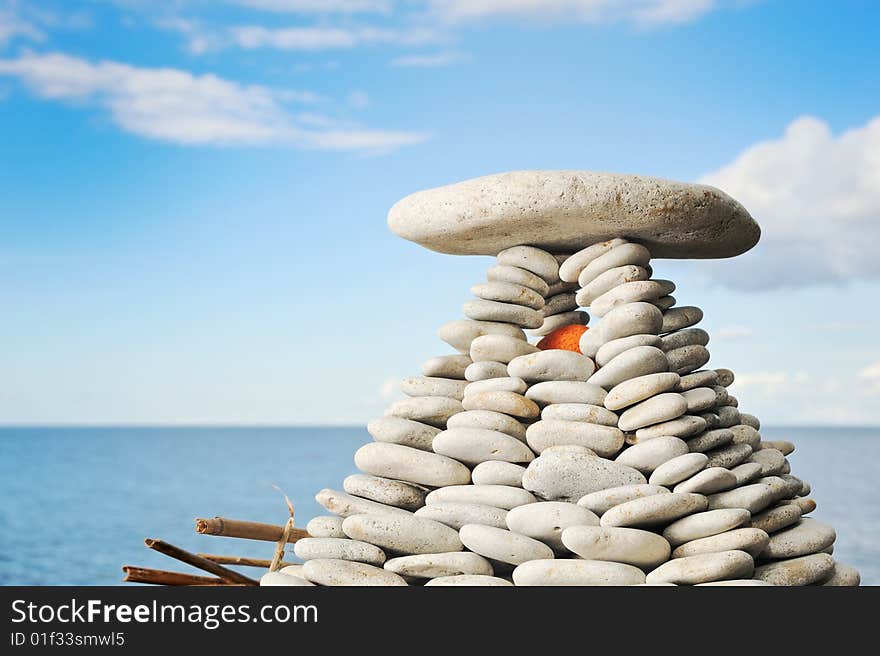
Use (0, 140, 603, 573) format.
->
(1, 423, 879, 430)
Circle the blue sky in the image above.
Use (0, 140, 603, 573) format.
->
(1, 0, 879, 426)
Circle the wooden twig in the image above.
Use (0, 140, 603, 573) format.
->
(268, 488, 296, 572)
(122, 566, 243, 586)
(197, 554, 298, 569)
(195, 517, 309, 543)
(144, 538, 258, 586)
(269, 518, 294, 572)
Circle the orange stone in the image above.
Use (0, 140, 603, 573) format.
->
(537, 324, 588, 353)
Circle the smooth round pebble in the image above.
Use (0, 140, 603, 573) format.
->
(729, 462, 764, 485)
(422, 354, 472, 379)
(680, 387, 717, 413)
(577, 484, 670, 516)
(666, 345, 711, 376)
(384, 552, 493, 579)
(302, 559, 407, 587)
(591, 279, 672, 318)
(343, 474, 426, 511)
(595, 334, 663, 367)
(596, 302, 663, 346)
(818, 562, 861, 586)
(635, 415, 706, 441)
(600, 493, 708, 528)
(577, 265, 650, 307)
(661, 328, 710, 352)
(463, 299, 544, 329)
(715, 368, 735, 386)
(294, 537, 386, 566)
(749, 504, 802, 534)
(762, 519, 836, 559)
(661, 306, 704, 333)
(306, 515, 345, 538)
(577, 243, 652, 288)
(615, 436, 689, 474)
(753, 553, 835, 586)
(618, 393, 688, 432)
(259, 571, 314, 587)
(447, 409, 527, 441)
(707, 483, 776, 514)
(649, 452, 708, 486)
(676, 369, 718, 391)
(459, 524, 554, 565)
(704, 443, 753, 469)
(472, 461, 526, 487)
(497, 245, 560, 283)
(469, 334, 539, 364)
(646, 550, 754, 585)
(559, 239, 627, 282)
(315, 489, 413, 519)
(526, 420, 624, 458)
(523, 449, 646, 502)
(462, 390, 540, 419)
(386, 396, 463, 428)
(438, 320, 525, 353)
(506, 501, 599, 550)
(464, 360, 509, 381)
(672, 528, 770, 559)
(542, 403, 619, 426)
(471, 281, 545, 310)
(525, 381, 607, 406)
(355, 442, 471, 487)
(487, 264, 550, 295)
(604, 373, 680, 411)
(426, 485, 536, 510)
(562, 525, 670, 569)
(400, 376, 468, 401)
(424, 574, 513, 586)
(588, 346, 669, 389)
(512, 559, 645, 586)
(662, 508, 751, 546)
(508, 350, 595, 382)
(342, 514, 462, 555)
(673, 467, 737, 494)
(414, 502, 508, 530)
(432, 427, 535, 465)
(463, 376, 527, 397)
(367, 416, 439, 451)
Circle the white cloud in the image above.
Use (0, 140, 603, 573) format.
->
(0, 3, 44, 46)
(860, 362, 880, 380)
(429, 0, 720, 26)
(229, 24, 443, 50)
(0, 51, 428, 150)
(712, 325, 753, 341)
(390, 51, 468, 67)
(232, 0, 392, 12)
(699, 115, 880, 289)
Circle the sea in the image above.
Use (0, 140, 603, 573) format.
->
(0, 426, 876, 586)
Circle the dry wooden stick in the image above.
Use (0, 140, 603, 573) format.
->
(197, 554, 298, 569)
(268, 489, 296, 572)
(269, 518, 294, 572)
(122, 566, 242, 586)
(195, 517, 309, 543)
(144, 538, 259, 586)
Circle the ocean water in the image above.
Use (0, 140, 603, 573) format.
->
(0, 426, 876, 585)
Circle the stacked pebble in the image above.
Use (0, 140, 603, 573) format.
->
(262, 238, 858, 587)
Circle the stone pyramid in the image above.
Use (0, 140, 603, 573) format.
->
(264, 171, 860, 587)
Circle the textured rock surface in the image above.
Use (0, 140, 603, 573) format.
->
(387, 171, 759, 258)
